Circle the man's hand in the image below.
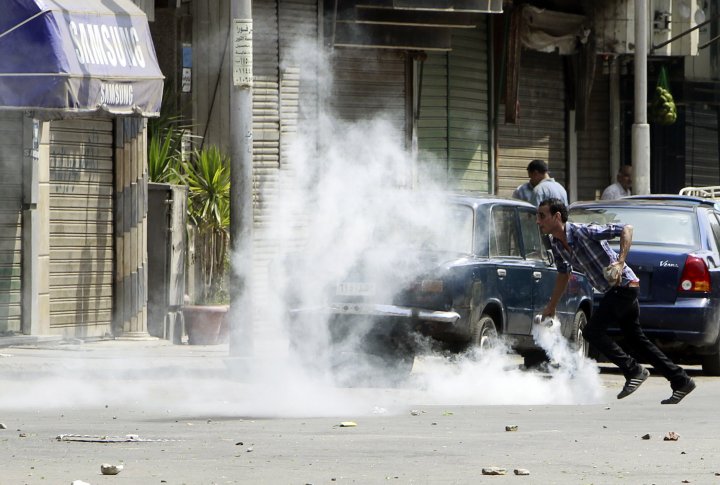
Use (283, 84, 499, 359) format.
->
(604, 261, 624, 286)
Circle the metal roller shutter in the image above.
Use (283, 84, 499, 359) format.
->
(447, 25, 490, 193)
(577, 69, 610, 201)
(331, 48, 406, 141)
(417, 51, 449, 184)
(0, 112, 23, 333)
(49, 118, 114, 335)
(685, 105, 720, 187)
(497, 50, 566, 197)
(418, 24, 490, 193)
(253, 0, 280, 235)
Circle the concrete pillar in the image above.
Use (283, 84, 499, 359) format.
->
(114, 117, 154, 340)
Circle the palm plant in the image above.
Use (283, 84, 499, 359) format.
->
(148, 124, 183, 183)
(180, 146, 231, 303)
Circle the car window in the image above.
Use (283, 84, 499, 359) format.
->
(569, 207, 699, 247)
(708, 212, 720, 253)
(518, 209, 544, 261)
(489, 206, 521, 257)
(444, 205, 474, 254)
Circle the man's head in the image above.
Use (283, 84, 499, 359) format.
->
(536, 198, 568, 235)
(617, 165, 632, 191)
(527, 159, 549, 187)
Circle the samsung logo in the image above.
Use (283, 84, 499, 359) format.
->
(68, 21, 146, 68)
(659, 260, 679, 268)
(100, 83, 133, 106)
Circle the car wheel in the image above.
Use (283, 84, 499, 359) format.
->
(569, 310, 589, 359)
(701, 341, 720, 376)
(471, 314, 498, 353)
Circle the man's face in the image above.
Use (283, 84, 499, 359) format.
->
(536, 205, 561, 235)
(528, 170, 544, 187)
(617, 167, 632, 191)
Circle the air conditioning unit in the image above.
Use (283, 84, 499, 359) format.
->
(595, 0, 702, 56)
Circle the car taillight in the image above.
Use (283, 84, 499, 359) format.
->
(678, 255, 711, 292)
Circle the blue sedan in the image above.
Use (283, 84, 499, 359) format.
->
(569, 195, 720, 375)
(288, 195, 594, 379)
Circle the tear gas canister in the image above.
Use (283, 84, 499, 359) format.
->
(533, 314, 555, 327)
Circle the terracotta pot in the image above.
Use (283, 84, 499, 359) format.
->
(183, 305, 229, 345)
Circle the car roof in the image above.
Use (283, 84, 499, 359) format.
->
(570, 195, 720, 211)
(446, 193, 536, 210)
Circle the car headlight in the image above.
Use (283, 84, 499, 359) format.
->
(420, 279, 444, 293)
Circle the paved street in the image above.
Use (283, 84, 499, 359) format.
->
(0, 340, 717, 485)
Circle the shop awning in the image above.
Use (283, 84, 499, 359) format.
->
(0, 0, 164, 116)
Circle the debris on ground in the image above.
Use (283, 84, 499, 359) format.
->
(514, 469, 530, 476)
(71, 481, 91, 485)
(664, 431, 680, 441)
(641, 434, 651, 440)
(338, 422, 357, 428)
(100, 463, 124, 475)
(0, 423, 6, 429)
(410, 410, 421, 416)
(505, 425, 518, 432)
(57, 434, 179, 443)
(481, 467, 507, 475)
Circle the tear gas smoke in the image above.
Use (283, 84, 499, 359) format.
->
(223, 38, 607, 414)
(0, 41, 606, 417)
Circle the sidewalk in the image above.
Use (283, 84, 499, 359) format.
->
(0, 337, 233, 380)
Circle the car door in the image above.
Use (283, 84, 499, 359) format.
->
(489, 205, 535, 336)
(518, 207, 557, 332)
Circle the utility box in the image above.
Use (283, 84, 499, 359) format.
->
(147, 183, 188, 343)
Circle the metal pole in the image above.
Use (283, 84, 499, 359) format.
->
(633, 0, 651, 195)
(229, 0, 254, 356)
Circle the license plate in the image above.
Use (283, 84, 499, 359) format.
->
(336, 282, 375, 296)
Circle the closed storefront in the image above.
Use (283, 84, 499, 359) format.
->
(49, 119, 115, 335)
(418, 24, 491, 193)
(685, 104, 720, 187)
(330, 47, 407, 142)
(577, 69, 611, 201)
(497, 50, 566, 197)
(0, 112, 24, 333)
(0, 0, 162, 340)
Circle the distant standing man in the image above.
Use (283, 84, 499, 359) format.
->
(512, 159, 568, 206)
(601, 165, 632, 200)
(536, 198, 696, 404)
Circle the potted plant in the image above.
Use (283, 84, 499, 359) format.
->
(178, 146, 232, 345)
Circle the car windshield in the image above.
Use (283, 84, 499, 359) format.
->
(413, 204, 473, 254)
(569, 206, 699, 247)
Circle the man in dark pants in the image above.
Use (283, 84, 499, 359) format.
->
(536, 198, 696, 404)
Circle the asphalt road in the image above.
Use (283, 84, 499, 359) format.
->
(0, 340, 717, 485)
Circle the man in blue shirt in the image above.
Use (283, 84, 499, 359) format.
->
(536, 198, 695, 404)
(512, 159, 568, 207)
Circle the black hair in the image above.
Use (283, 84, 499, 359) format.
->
(527, 159, 548, 174)
(539, 198, 568, 223)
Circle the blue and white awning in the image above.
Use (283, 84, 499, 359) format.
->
(0, 0, 164, 116)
